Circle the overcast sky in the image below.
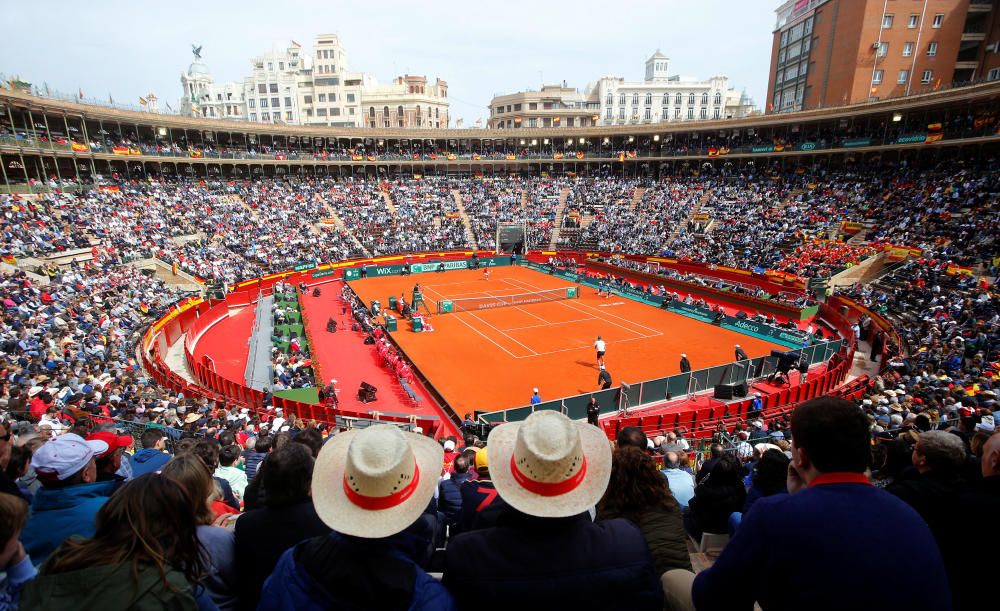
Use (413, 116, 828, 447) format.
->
(1, 0, 778, 124)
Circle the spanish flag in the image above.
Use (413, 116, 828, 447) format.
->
(366, 155, 376, 162)
(1, 255, 16, 265)
(553, 153, 564, 160)
(447, 154, 457, 160)
(352, 154, 363, 161)
(925, 132, 944, 143)
(189, 150, 203, 158)
(71, 143, 88, 152)
(618, 153, 625, 162)
(112, 146, 129, 155)
(575, 152, 585, 159)
(505, 154, 516, 160)
(471, 154, 481, 160)
(129, 148, 142, 156)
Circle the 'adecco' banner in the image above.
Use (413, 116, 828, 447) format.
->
(842, 138, 872, 148)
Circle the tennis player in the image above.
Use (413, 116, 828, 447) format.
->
(594, 335, 606, 368)
(483, 267, 491, 281)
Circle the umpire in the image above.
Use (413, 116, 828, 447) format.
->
(586, 397, 600, 426)
(680, 353, 692, 373)
(598, 365, 612, 389)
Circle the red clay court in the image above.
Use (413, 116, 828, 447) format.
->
(344, 266, 784, 415)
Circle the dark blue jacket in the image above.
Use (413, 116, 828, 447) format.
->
(444, 511, 662, 610)
(129, 448, 171, 477)
(258, 531, 456, 611)
(693, 476, 952, 611)
(437, 471, 472, 527)
(243, 450, 267, 482)
(21, 480, 118, 565)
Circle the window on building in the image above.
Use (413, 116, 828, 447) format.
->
(260, 98, 268, 108)
(396, 105, 403, 116)
(250, 113, 257, 121)
(661, 94, 668, 105)
(248, 99, 256, 108)
(279, 62, 284, 71)
(269, 83, 278, 93)
(369, 107, 375, 117)
(383, 106, 389, 118)
(631, 108, 638, 121)
(435, 108, 439, 118)
(348, 107, 355, 115)
(903, 42, 914, 56)
(529, 102, 538, 109)
(268, 63, 273, 71)
(258, 84, 267, 94)
(897, 69, 909, 84)
(688, 93, 695, 105)
(605, 108, 612, 120)
(304, 95, 312, 104)
(631, 93, 639, 105)
(331, 108, 341, 116)
(644, 108, 651, 120)
(932, 13, 943, 28)
(872, 69, 884, 84)
(529, 118, 538, 127)
(262, 112, 270, 121)
(285, 97, 292, 107)
(686, 108, 694, 119)
(398, 120, 404, 127)
(713, 108, 721, 119)
(989, 67, 1000, 81)
(662, 107, 668, 119)
(804, 16, 813, 34)
(921, 70, 933, 84)
(877, 42, 888, 57)
(619, 108, 625, 120)
(700, 93, 709, 105)
(714, 92, 722, 105)
(674, 93, 682, 105)
(882, 14, 893, 28)
(384, 120, 390, 128)
(271, 97, 279, 107)
(286, 111, 293, 121)
(674, 108, 681, 119)
(644, 93, 652, 105)
(319, 94, 327, 103)
(908, 14, 919, 28)
(927, 41, 938, 56)
(779, 49, 787, 64)
(617, 93, 624, 105)
(305, 109, 312, 117)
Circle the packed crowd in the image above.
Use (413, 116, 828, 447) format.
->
(4, 164, 996, 288)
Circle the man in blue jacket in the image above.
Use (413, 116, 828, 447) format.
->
(128, 428, 171, 477)
(20, 433, 118, 564)
(438, 454, 472, 530)
(688, 397, 952, 611)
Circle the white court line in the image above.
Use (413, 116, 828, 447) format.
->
(501, 277, 662, 338)
(447, 312, 522, 359)
(503, 317, 596, 331)
(464, 310, 540, 356)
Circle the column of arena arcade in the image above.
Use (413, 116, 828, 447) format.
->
(2, 83, 1000, 184)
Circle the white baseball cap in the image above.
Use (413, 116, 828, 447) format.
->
(31, 433, 107, 480)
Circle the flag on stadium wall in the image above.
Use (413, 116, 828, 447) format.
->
(189, 150, 203, 158)
(618, 153, 626, 162)
(112, 146, 129, 155)
(553, 153, 564, 160)
(575, 152, 585, 159)
(447, 154, 457, 160)
(927, 122, 942, 131)
(71, 143, 87, 152)
(506, 154, 516, 160)
(924, 132, 944, 143)
(626, 151, 637, 159)
(366, 155, 376, 162)
(1, 255, 16, 265)
(352, 154, 363, 161)
(471, 154, 481, 160)
(129, 148, 142, 156)
(412, 153, 420, 160)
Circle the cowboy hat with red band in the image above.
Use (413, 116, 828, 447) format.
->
(487, 410, 612, 518)
(312, 424, 442, 538)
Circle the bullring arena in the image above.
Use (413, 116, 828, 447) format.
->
(1, 75, 997, 610)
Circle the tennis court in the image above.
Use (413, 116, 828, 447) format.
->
(348, 266, 784, 414)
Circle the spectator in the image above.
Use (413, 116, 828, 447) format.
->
(684, 397, 951, 611)
(438, 454, 472, 529)
(291, 427, 323, 458)
(0, 420, 24, 500)
(684, 454, 746, 540)
(234, 443, 330, 611)
(130, 428, 172, 477)
(0, 492, 36, 610)
(258, 425, 453, 610)
(458, 447, 509, 532)
(20, 433, 117, 564)
(86, 429, 133, 483)
(161, 453, 238, 610)
(20, 474, 207, 610)
(616, 425, 648, 450)
(192, 441, 240, 512)
(660, 451, 696, 510)
(696, 443, 724, 484)
(215, 444, 248, 503)
(243, 435, 271, 481)
(444, 411, 662, 610)
(598, 446, 693, 575)
(742, 448, 790, 515)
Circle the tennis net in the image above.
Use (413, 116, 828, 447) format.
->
(437, 286, 580, 313)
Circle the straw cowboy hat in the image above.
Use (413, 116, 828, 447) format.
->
(487, 410, 612, 518)
(312, 424, 442, 538)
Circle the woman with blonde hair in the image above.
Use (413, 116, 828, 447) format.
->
(162, 453, 238, 610)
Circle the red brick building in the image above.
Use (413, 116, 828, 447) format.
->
(767, 0, 999, 113)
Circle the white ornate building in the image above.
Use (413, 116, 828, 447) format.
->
(179, 35, 448, 128)
(488, 50, 757, 128)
